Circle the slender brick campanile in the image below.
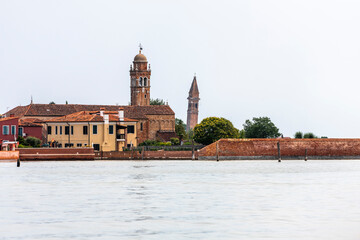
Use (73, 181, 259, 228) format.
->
(186, 76, 200, 132)
(130, 45, 151, 106)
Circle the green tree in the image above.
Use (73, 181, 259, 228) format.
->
(294, 131, 303, 138)
(25, 136, 41, 148)
(303, 132, 317, 138)
(49, 101, 55, 104)
(243, 117, 281, 138)
(150, 98, 165, 105)
(239, 129, 246, 138)
(193, 117, 240, 145)
(175, 118, 187, 141)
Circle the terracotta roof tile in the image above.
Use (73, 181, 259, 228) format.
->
(46, 111, 138, 123)
(5, 104, 174, 119)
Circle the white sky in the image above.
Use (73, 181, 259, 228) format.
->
(1, 0, 360, 137)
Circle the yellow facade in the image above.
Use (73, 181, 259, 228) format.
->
(46, 121, 137, 151)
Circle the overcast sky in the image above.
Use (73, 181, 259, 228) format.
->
(1, 0, 360, 137)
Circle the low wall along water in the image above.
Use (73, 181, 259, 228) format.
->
(198, 138, 360, 160)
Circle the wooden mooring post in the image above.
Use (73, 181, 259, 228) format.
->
(305, 148, 308, 161)
(142, 146, 144, 160)
(277, 141, 281, 162)
(192, 139, 195, 160)
(17, 158, 20, 167)
(216, 141, 219, 162)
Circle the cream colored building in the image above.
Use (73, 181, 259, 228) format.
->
(45, 109, 137, 151)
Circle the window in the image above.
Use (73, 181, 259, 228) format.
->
(65, 143, 74, 148)
(127, 144, 132, 148)
(127, 125, 135, 134)
(140, 123, 143, 131)
(93, 144, 100, 151)
(71, 126, 74, 135)
(18, 127, 23, 137)
(144, 78, 147, 86)
(11, 125, 16, 135)
(83, 126, 88, 135)
(77, 143, 82, 147)
(47, 126, 52, 135)
(109, 125, 114, 134)
(93, 125, 97, 134)
(58, 143, 62, 148)
(56, 126, 58, 135)
(145, 94, 147, 99)
(139, 77, 143, 86)
(195, 103, 198, 109)
(60, 126, 62, 135)
(65, 126, 70, 135)
(2, 125, 9, 135)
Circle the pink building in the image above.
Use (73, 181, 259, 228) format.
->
(0, 116, 43, 142)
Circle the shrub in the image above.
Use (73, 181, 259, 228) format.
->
(25, 136, 41, 147)
(170, 137, 180, 146)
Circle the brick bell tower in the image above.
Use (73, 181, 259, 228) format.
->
(130, 44, 151, 106)
(186, 75, 200, 132)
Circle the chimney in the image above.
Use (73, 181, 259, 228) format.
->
(10, 114, 15, 117)
(100, 107, 105, 116)
(118, 107, 124, 121)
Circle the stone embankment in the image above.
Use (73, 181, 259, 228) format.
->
(198, 138, 360, 160)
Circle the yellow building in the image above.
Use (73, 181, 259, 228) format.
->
(45, 108, 138, 151)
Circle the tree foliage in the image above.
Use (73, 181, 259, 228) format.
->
(175, 118, 187, 141)
(49, 101, 55, 104)
(193, 117, 240, 145)
(243, 117, 281, 138)
(24, 136, 41, 147)
(150, 98, 165, 105)
(294, 131, 303, 138)
(303, 132, 317, 138)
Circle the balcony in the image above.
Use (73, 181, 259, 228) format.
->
(116, 134, 125, 141)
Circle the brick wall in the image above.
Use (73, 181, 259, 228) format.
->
(18, 148, 95, 160)
(95, 150, 194, 160)
(198, 138, 360, 158)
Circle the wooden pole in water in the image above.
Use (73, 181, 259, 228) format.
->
(277, 141, 281, 162)
(192, 139, 195, 160)
(305, 148, 308, 161)
(17, 158, 20, 167)
(216, 141, 219, 162)
(142, 146, 144, 160)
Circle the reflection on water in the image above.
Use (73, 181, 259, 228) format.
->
(1, 160, 360, 239)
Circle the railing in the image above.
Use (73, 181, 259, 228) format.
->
(116, 134, 125, 140)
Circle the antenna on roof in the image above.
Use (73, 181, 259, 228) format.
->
(31, 95, 33, 104)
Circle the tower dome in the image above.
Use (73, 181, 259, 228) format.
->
(134, 52, 147, 62)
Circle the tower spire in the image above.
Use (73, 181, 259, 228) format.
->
(186, 75, 200, 132)
(139, 43, 143, 53)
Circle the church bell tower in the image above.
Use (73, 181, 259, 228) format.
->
(186, 75, 200, 132)
(130, 45, 151, 106)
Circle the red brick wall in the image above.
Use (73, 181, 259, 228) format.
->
(198, 138, 360, 157)
(18, 148, 95, 160)
(96, 150, 194, 160)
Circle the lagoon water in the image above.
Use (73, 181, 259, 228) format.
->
(1, 160, 360, 240)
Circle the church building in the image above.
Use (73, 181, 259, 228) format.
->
(3, 47, 177, 146)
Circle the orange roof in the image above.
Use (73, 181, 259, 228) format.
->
(45, 111, 138, 123)
(19, 118, 43, 127)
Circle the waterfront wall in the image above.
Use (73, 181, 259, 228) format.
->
(198, 138, 360, 160)
(95, 150, 195, 160)
(18, 148, 95, 160)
